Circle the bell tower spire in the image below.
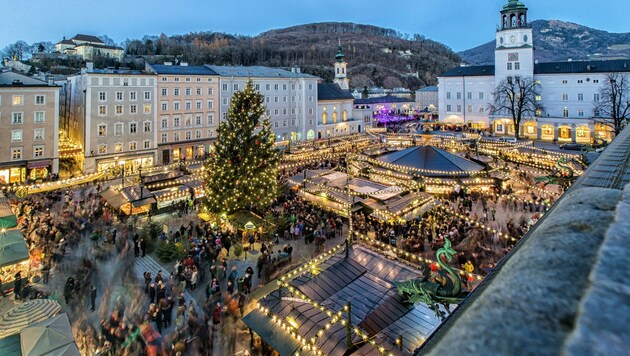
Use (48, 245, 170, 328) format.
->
(333, 41, 349, 90)
(494, 0, 534, 84)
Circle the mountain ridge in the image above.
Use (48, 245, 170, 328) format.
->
(458, 19, 630, 65)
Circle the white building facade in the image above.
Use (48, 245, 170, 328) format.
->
(207, 65, 319, 142)
(438, 0, 628, 142)
(68, 67, 157, 173)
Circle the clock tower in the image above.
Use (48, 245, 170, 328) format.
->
(333, 41, 350, 90)
(494, 0, 534, 84)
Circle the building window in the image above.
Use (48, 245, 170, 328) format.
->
(535, 95, 542, 101)
(283, 121, 287, 127)
(185, 116, 192, 127)
(33, 146, 44, 158)
(446, 92, 451, 99)
(116, 92, 123, 101)
(514, 62, 520, 70)
(130, 104, 137, 114)
(173, 102, 180, 110)
(144, 140, 151, 149)
(308, 96, 313, 102)
(174, 77, 180, 82)
(479, 106, 485, 113)
(34, 111, 45, 123)
(98, 106, 107, 115)
(195, 115, 202, 126)
(97, 145, 107, 154)
(185, 131, 191, 140)
(115, 105, 123, 115)
(185, 77, 190, 82)
(161, 88, 167, 96)
(144, 104, 151, 114)
(577, 80, 583, 84)
(115, 143, 123, 153)
(174, 132, 180, 141)
(161, 102, 168, 111)
(144, 91, 151, 100)
(129, 142, 137, 150)
(467, 105, 472, 113)
(144, 121, 151, 132)
(114, 123, 123, 136)
(11, 147, 22, 160)
(535, 109, 542, 117)
(98, 124, 107, 137)
(562, 80, 568, 84)
(35, 95, 45, 105)
(255, 84, 260, 90)
(283, 84, 287, 90)
(457, 105, 462, 112)
(161, 77, 167, 82)
(34, 128, 44, 140)
(185, 88, 191, 96)
(282, 108, 287, 115)
(207, 113, 215, 125)
(446, 104, 452, 112)
(196, 101, 202, 109)
(308, 108, 314, 115)
(222, 98, 228, 105)
(562, 93, 568, 101)
(578, 93, 584, 101)
(274, 121, 278, 128)
(160, 118, 167, 129)
(507, 62, 512, 70)
(274, 97, 279, 103)
(98, 92, 106, 101)
(174, 88, 180, 96)
(594, 93, 600, 102)
(233, 84, 239, 91)
(563, 108, 569, 117)
(207, 88, 213, 95)
(578, 109, 584, 117)
(222, 113, 227, 120)
(467, 92, 472, 100)
(593, 80, 599, 84)
(222, 84, 228, 91)
(130, 122, 137, 134)
(308, 84, 313, 90)
(274, 109, 279, 116)
(196, 88, 202, 95)
(161, 133, 168, 143)
(283, 96, 287, 102)
(207, 100, 214, 109)
(195, 130, 201, 139)
(12, 112, 23, 124)
(11, 130, 22, 142)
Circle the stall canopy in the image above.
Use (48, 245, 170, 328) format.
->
(0, 230, 29, 268)
(0, 197, 17, 229)
(0, 300, 61, 338)
(377, 146, 484, 175)
(20, 313, 79, 356)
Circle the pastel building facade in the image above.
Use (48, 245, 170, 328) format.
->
(0, 71, 59, 184)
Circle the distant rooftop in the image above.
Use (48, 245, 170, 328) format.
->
(204, 65, 318, 79)
(70, 34, 104, 44)
(417, 86, 438, 92)
(0, 71, 55, 87)
(73, 42, 123, 50)
(147, 63, 218, 76)
(317, 83, 355, 101)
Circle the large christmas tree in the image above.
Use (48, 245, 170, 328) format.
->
(203, 80, 279, 214)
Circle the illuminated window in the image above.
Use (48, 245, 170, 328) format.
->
(115, 143, 123, 152)
(34, 128, 44, 140)
(33, 146, 44, 158)
(11, 147, 22, 160)
(12, 95, 23, 106)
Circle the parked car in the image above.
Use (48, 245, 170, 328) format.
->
(498, 137, 517, 143)
(559, 143, 589, 151)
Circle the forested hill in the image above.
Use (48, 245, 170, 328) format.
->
(124, 22, 461, 90)
(459, 20, 630, 65)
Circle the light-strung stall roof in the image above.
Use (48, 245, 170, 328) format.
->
(0, 229, 29, 268)
(377, 146, 484, 176)
(243, 245, 444, 355)
(0, 197, 17, 229)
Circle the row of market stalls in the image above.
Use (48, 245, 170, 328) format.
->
(0, 196, 30, 290)
(101, 168, 205, 215)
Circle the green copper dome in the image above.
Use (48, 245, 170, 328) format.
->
(502, 0, 527, 11)
(335, 44, 345, 63)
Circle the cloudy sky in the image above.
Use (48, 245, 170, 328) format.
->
(2, 0, 627, 52)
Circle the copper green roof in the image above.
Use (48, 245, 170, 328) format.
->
(335, 45, 345, 63)
(502, 0, 527, 11)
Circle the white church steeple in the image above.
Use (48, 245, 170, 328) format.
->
(333, 40, 350, 90)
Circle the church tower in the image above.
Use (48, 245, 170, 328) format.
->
(333, 42, 350, 90)
(494, 0, 534, 84)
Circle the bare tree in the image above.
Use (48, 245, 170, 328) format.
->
(594, 73, 630, 136)
(489, 76, 543, 139)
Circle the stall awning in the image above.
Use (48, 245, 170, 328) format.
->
(0, 198, 17, 229)
(242, 309, 301, 356)
(131, 197, 156, 208)
(0, 229, 28, 268)
(26, 160, 51, 169)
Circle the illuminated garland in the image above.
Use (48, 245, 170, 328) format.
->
(435, 203, 519, 243)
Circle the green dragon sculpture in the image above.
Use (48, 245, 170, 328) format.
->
(394, 238, 467, 320)
(535, 157, 576, 187)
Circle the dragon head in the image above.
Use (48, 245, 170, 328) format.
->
(440, 238, 456, 262)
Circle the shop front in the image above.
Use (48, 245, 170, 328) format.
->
(27, 160, 52, 181)
(96, 155, 154, 174)
(0, 165, 26, 185)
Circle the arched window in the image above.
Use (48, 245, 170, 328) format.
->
(342, 110, 347, 121)
(332, 112, 338, 123)
(336, 68, 339, 74)
(322, 113, 328, 124)
(503, 15, 508, 29)
(342, 67, 345, 74)
(510, 14, 517, 28)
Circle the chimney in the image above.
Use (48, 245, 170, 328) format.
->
(180, 62, 188, 67)
(86, 62, 94, 72)
(164, 61, 172, 66)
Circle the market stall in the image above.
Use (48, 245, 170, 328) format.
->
(0, 229, 30, 289)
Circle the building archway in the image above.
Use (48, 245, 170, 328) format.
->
(540, 124, 554, 141)
(558, 126, 572, 141)
(523, 121, 537, 139)
(575, 126, 591, 144)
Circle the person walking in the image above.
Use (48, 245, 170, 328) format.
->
(149, 283, 156, 305)
(90, 284, 97, 312)
(13, 272, 22, 300)
(212, 303, 222, 331)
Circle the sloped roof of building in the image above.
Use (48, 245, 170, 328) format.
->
(377, 146, 484, 174)
(317, 83, 355, 100)
(70, 34, 104, 44)
(0, 71, 55, 87)
(56, 39, 74, 45)
(440, 65, 495, 77)
(417, 86, 438, 92)
(147, 64, 218, 76)
(204, 65, 318, 79)
(354, 95, 414, 104)
(440, 59, 630, 78)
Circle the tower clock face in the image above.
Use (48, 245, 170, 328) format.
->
(510, 35, 516, 44)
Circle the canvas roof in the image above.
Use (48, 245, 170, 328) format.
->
(243, 245, 443, 355)
(20, 314, 79, 356)
(0, 230, 28, 268)
(377, 146, 483, 175)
